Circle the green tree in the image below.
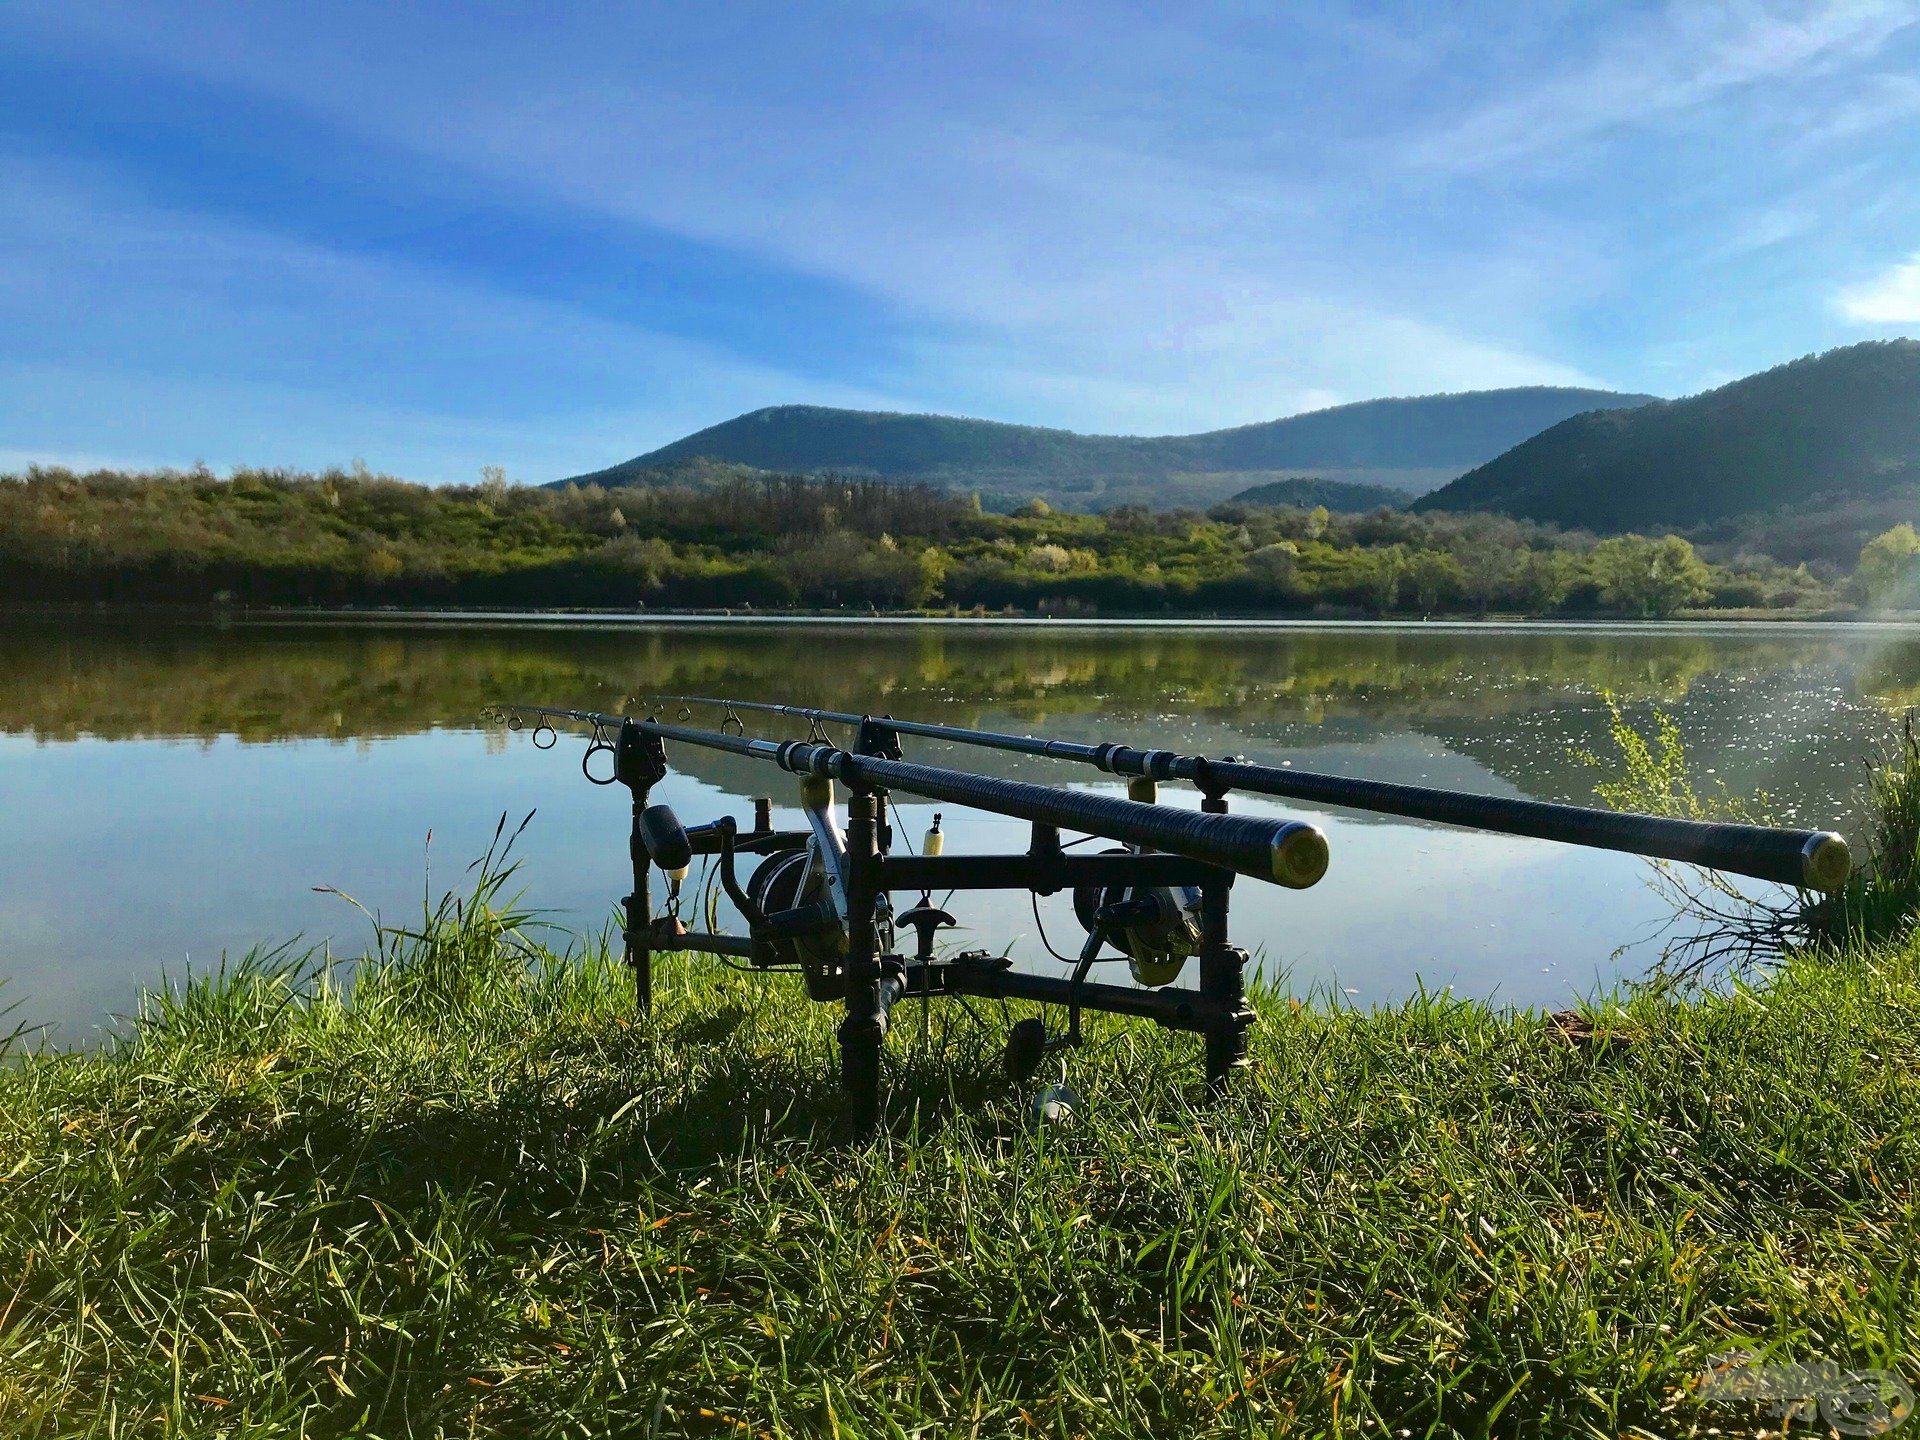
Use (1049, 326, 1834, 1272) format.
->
(1510, 549, 1574, 614)
(1590, 534, 1712, 617)
(1244, 541, 1302, 601)
(1405, 550, 1463, 611)
(1366, 545, 1405, 611)
(1452, 539, 1515, 613)
(1852, 524, 1920, 608)
(914, 545, 950, 607)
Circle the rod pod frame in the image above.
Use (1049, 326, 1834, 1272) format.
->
(503, 706, 1306, 1131)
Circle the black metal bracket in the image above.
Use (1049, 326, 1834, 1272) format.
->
(616, 718, 669, 790)
(855, 716, 904, 761)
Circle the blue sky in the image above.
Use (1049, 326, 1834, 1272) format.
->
(4, 1, 1920, 482)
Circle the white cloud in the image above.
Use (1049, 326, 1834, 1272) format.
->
(400, 94, 1614, 433)
(1836, 252, 1920, 323)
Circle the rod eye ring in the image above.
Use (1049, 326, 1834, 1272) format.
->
(721, 707, 746, 736)
(533, 720, 558, 750)
(506, 712, 524, 731)
(582, 740, 618, 785)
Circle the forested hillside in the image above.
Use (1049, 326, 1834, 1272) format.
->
(1229, 477, 1409, 511)
(1417, 341, 1920, 557)
(2, 466, 1829, 617)
(568, 387, 1654, 510)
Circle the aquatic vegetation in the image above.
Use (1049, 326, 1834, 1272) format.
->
(1582, 697, 1920, 977)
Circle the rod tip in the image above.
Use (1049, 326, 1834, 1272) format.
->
(1801, 832, 1851, 892)
(1271, 823, 1330, 889)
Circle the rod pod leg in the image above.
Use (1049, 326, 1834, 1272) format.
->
(615, 719, 669, 1018)
(839, 790, 886, 1131)
(625, 786, 653, 1014)
(1197, 787, 1251, 1094)
(1198, 882, 1251, 1093)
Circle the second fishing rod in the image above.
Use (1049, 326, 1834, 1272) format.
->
(653, 693, 1852, 893)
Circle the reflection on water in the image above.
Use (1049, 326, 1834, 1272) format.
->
(1, 616, 1913, 1037)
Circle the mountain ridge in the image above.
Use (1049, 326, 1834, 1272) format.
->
(1413, 341, 1920, 557)
(561, 386, 1658, 510)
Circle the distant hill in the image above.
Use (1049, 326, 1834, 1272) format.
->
(1415, 342, 1920, 552)
(1228, 477, 1409, 512)
(563, 387, 1656, 510)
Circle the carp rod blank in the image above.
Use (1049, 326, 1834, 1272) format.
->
(653, 694, 1851, 893)
(497, 705, 1330, 889)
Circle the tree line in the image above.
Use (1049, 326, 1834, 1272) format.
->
(0, 464, 1841, 617)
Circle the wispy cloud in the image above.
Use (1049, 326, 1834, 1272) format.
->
(0, 155, 919, 478)
(2, 2, 1615, 436)
(1401, 0, 1919, 173)
(1787, 69, 1920, 148)
(1, 0, 1917, 473)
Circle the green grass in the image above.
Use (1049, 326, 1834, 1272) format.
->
(2, 869, 1917, 1437)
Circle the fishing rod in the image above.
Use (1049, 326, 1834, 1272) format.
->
(653, 693, 1852, 893)
(505, 704, 1329, 888)
(491, 701, 1332, 1129)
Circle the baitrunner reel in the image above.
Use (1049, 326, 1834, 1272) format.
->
(1072, 863, 1202, 988)
(1069, 776, 1202, 989)
(1004, 776, 1202, 1087)
(1002, 876, 1199, 1090)
(639, 773, 893, 1004)
(744, 846, 858, 999)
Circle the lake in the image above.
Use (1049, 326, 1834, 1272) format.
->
(3, 614, 1913, 1040)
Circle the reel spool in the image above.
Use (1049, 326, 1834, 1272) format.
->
(1072, 850, 1202, 987)
(746, 849, 849, 1000)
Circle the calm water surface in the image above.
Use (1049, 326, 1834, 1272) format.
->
(4, 616, 1915, 1039)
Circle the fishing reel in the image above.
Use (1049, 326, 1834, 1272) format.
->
(744, 848, 851, 1000)
(636, 786, 892, 1004)
(1001, 858, 1203, 1090)
(1072, 854, 1203, 987)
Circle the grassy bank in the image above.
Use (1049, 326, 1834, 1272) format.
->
(2, 889, 1917, 1437)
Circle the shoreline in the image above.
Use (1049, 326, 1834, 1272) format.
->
(9, 602, 1920, 634)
